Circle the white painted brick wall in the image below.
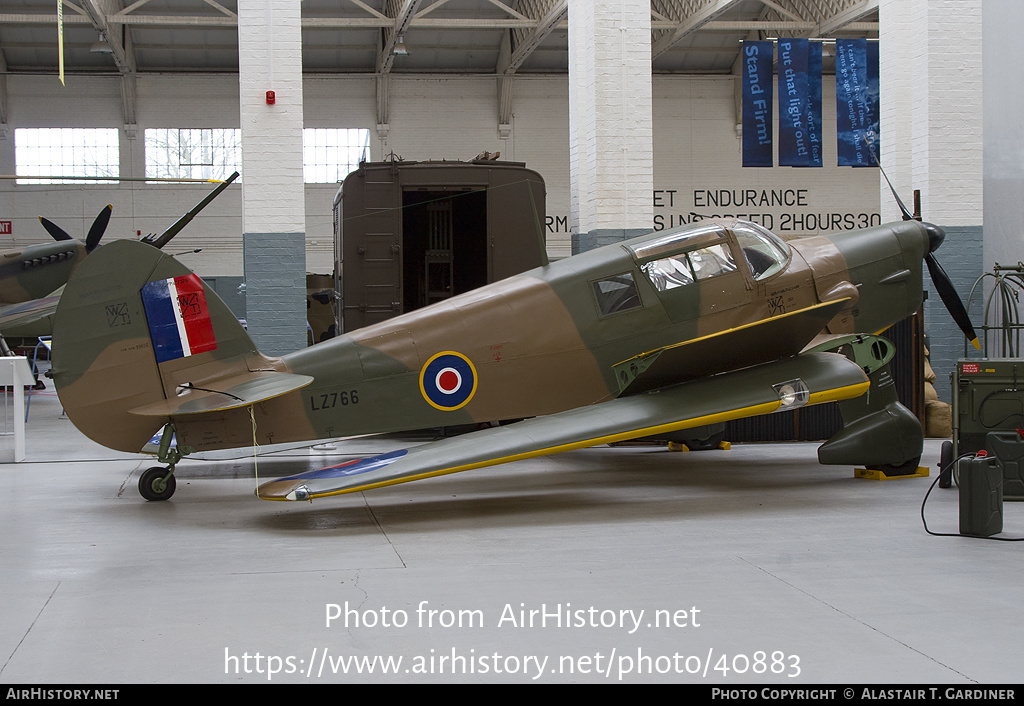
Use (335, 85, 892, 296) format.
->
(880, 0, 982, 225)
(983, 0, 1024, 274)
(878, 0, 984, 401)
(567, 0, 654, 235)
(238, 0, 305, 234)
(237, 0, 306, 354)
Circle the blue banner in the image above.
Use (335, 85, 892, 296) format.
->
(778, 39, 823, 167)
(866, 40, 880, 159)
(836, 38, 879, 167)
(807, 42, 823, 167)
(742, 40, 773, 167)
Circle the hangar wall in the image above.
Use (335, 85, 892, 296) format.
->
(983, 0, 1024, 280)
(0, 71, 880, 271)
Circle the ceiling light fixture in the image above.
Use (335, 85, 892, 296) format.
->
(393, 35, 409, 56)
(90, 32, 113, 54)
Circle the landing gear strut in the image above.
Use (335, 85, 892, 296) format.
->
(138, 425, 190, 501)
(813, 335, 924, 474)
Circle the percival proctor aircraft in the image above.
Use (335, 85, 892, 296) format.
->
(50, 212, 977, 502)
(0, 172, 238, 333)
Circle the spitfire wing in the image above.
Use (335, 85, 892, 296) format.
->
(0, 294, 62, 331)
(256, 351, 869, 501)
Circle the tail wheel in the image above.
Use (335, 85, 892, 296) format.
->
(139, 466, 176, 501)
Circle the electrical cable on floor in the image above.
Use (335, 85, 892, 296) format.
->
(922, 452, 1024, 541)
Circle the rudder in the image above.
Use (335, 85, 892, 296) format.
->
(52, 239, 265, 453)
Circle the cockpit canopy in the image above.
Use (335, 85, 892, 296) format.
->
(627, 220, 789, 292)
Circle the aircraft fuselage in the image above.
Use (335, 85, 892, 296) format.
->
(173, 218, 931, 452)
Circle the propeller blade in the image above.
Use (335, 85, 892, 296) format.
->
(38, 217, 73, 241)
(858, 140, 975, 345)
(925, 252, 981, 350)
(861, 136, 913, 221)
(878, 165, 914, 222)
(85, 204, 112, 252)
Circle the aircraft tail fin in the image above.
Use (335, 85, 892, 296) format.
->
(51, 239, 294, 453)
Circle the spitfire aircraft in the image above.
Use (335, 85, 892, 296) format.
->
(49, 201, 977, 502)
(0, 172, 238, 334)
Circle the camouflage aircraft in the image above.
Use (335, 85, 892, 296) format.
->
(49, 208, 977, 503)
(0, 172, 238, 333)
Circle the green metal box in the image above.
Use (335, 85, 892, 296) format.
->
(952, 358, 1024, 456)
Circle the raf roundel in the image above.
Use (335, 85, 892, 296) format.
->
(419, 351, 478, 411)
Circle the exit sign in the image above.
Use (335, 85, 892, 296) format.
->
(0, 221, 10, 235)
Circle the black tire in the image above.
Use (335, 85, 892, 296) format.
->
(683, 431, 725, 452)
(139, 466, 176, 501)
(869, 455, 922, 476)
(938, 440, 954, 488)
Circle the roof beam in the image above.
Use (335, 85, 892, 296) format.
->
(0, 49, 7, 129)
(497, 29, 513, 125)
(375, 0, 423, 127)
(756, 0, 806, 23)
(494, 1, 566, 129)
(507, 0, 566, 72)
(652, 0, 746, 59)
(80, 0, 137, 126)
(377, 0, 423, 74)
(813, 0, 879, 37)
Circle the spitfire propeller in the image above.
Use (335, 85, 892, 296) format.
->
(867, 139, 980, 350)
(34, 170, 239, 257)
(39, 204, 112, 253)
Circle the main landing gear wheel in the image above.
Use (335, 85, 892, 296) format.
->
(139, 466, 176, 501)
(868, 455, 923, 476)
(684, 431, 725, 451)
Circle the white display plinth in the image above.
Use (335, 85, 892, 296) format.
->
(0, 357, 36, 462)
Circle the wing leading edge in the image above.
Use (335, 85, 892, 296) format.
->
(256, 351, 870, 501)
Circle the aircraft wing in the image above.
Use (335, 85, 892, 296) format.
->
(256, 351, 870, 501)
(0, 295, 61, 332)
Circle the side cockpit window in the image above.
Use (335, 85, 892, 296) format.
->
(688, 243, 737, 280)
(733, 222, 790, 281)
(642, 255, 693, 291)
(592, 273, 642, 315)
(641, 243, 737, 292)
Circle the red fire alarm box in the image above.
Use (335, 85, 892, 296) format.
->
(266, 91, 275, 105)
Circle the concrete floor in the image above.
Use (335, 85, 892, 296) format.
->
(0, 386, 1021, 685)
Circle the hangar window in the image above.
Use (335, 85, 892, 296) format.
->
(15, 128, 119, 184)
(303, 128, 371, 183)
(145, 128, 241, 181)
(593, 273, 642, 315)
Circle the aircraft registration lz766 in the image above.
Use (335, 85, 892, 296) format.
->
(50, 210, 977, 502)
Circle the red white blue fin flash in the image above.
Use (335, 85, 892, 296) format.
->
(141, 274, 217, 364)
